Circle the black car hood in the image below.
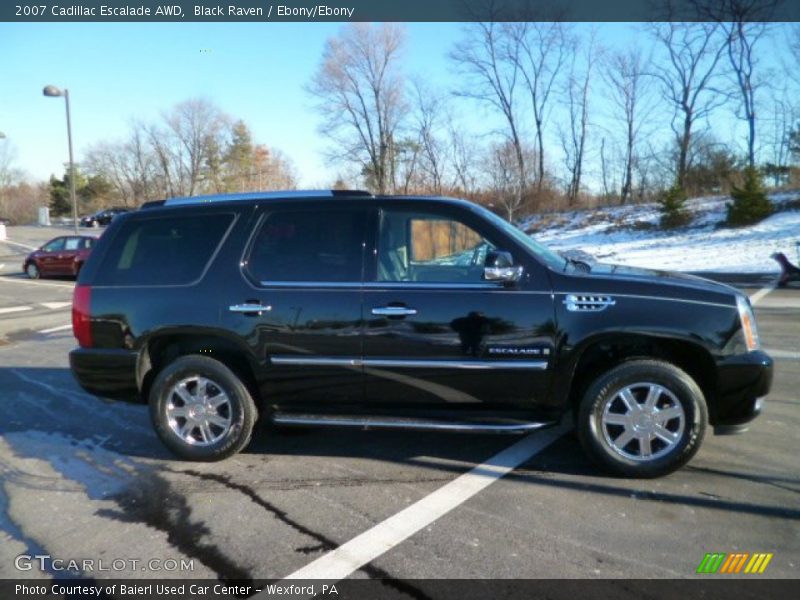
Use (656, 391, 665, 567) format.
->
(583, 262, 740, 299)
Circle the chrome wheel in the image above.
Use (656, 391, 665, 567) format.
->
(601, 383, 685, 461)
(165, 376, 232, 446)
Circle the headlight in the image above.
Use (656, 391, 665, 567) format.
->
(736, 295, 760, 351)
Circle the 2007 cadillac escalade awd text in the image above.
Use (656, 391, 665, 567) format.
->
(69, 191, 773, 477)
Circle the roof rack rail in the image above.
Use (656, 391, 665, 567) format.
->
(140, 189, 373, 209)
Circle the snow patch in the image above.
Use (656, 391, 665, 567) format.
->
(525, 191, 800, 273)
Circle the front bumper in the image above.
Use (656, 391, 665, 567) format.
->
(713, 350, 773, 434)
(69, 347, 141, 401)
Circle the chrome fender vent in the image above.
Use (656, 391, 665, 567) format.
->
(563, 294, 616, 312)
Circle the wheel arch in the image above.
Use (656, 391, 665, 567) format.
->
(137, 330, 263, 409)
(561, 333, 718, 422)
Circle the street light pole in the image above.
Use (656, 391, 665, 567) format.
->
(43, 85, 78, 234)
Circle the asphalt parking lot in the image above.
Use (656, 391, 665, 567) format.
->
(0, 228, 798, 588)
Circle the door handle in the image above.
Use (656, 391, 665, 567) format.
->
(229, 303, 272, 315)
(371, 306, 418, 317)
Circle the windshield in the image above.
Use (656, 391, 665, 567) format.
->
(473, 204, 567, 271)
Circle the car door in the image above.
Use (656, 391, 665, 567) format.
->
(56, 237, 83, 274)
(362, 203, 556, 414)
(37, 237, 66, 275)
(225, 203, 368, 410)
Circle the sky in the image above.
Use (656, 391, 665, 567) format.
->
(0, 21, 793, 189)
(1, 22, 466, 186)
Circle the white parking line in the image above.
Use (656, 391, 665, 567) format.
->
(281, 423, 569, 584)
(1, 238, 37, 250)
(749, 285, 775, 305)
(767, 349, 800, 360)
(39, 302, 72, 310)
(0, 276, 74, 289)
(38, 324, 73, 334)
(0, 306, 33, 315)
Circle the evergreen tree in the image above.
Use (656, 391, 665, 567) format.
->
(223, 120, 255, 191)
(48, 174, 72, 216)
(659, 184, 691, 229)
(725, 167, 771, 227)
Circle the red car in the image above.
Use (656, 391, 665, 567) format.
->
(23, 235, 97, 279)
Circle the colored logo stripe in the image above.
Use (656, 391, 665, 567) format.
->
(697, 553, 726, 574)
(696, 553, 773, 574)
(720, 553, 749, 573)
(744, 553, 773, 574)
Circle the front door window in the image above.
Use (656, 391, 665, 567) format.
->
(377, 211, 495, 284)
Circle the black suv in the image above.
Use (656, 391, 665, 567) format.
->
(69, 191, 772, 477)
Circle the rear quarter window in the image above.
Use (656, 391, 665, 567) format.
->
(94, 213, 234, 286)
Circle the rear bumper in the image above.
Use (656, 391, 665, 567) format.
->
(712, 350, 773, 434)
(69, 347, 141, 402)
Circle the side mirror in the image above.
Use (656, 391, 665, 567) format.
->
(484, 250, 523, 283)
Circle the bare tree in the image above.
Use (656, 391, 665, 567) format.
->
(448, 125, 481, 198)
(600, 137, 613, 200)
(788, 24, 800, 90)
(146, 99, 230, 198)
(84, 122, 159, 207)
(411, 81, 448, 194)
(762, 88, 797, 186)
(0, 138, 23, 218)
(484, 140, 536, 221)
(308, 23, 406, 194)
(693, 0, 779, 168)
(723, 18, 769, 168)
(559, 32, 597, 204)
(84, 104, 295, 205)
(508, 21, 569, 192)
(649, 20, 727, 188)
(0, 137, 21, 191)
(451, 18, 528, 211)
(603, 47, 649, 204)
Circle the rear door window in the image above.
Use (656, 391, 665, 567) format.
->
(246, 208, 366, 284)
(95, 213, 234, 286)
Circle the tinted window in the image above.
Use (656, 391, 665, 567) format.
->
(96, 213, 233, 286)
(378, 210, 495, 283)
(83, 238, 96, 249)
(247, 209, 365, 283)
(42, 238, 65, 252)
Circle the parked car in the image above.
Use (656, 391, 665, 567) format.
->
(23, 235, 96, 279)
(68, 191, 772, 477)
(80, 208, 130, 228)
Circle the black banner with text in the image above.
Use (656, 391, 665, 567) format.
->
(2, 0, 800, 23)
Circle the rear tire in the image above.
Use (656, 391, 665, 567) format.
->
(149, 355, 257, 461)
(25, 263, 40, 280)
(577, 360, 707, 478)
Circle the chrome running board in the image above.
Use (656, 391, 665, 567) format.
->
(271, 413, 555, 434)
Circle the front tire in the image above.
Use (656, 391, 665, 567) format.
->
(577, 360, 707, 478)
(26, 262, 40, 279)
(149, 355, 257, 461)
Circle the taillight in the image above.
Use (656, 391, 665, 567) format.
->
(72, 284, 92, 348)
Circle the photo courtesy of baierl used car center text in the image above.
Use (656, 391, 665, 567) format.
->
(0, 1, 799, 599)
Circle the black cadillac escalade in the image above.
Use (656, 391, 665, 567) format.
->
(69, 191, 773, 477)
